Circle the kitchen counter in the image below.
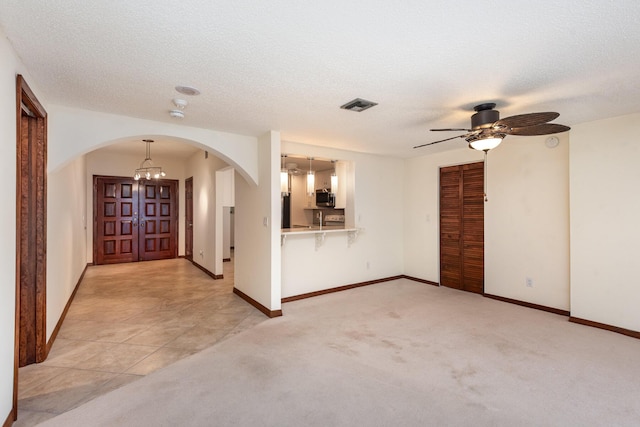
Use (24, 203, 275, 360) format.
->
(281, 226, 361, 248)
(282, 225, 347, 233)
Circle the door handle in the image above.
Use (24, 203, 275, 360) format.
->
(188, 222, 193, 228)
(140, 220, 145, 228)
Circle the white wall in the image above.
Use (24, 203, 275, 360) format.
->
(404, 135, 570, 312)
(570, 113, 640, 331)
(85, 150, 187, 262)
(0, 27, 49, 421)
(235, 131, 281, 311)
(186, 150, 228, 275)
(281, 141, 404, 298)
(47, 156, 88, 339)
(0, 28, 20, 422)
(485, 135, 570, 310)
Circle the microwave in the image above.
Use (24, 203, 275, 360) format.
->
(315, 189, 335, 207)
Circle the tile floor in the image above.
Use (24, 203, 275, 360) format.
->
(15, 256, 267, 426)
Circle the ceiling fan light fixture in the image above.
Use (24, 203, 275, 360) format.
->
(468, 134, 505, 151)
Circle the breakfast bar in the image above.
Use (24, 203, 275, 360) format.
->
(281, 226, 360, 249)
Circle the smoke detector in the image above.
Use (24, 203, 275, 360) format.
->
(545, 136, 560, 148)
(169, 98, 188, 119)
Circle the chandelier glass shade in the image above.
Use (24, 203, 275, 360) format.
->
(134, 139, 166, 181)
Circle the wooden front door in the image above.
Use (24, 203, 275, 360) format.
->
(95, 176, 139, 264)
(139, 180, 179, 261)
(440, 162, 484, 294)
(94, 176, 178, 264)
(185, 177, 193, 261)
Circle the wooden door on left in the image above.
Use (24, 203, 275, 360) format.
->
(94, 176, 179, 264)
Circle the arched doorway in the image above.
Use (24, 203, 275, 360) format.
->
(84, 137, 235, 276)
(13, 106, 284, 424)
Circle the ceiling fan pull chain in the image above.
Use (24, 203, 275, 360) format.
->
(484, 150, 488, 202)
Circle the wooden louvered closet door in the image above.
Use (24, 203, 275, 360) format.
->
(439, 162, 484, 294)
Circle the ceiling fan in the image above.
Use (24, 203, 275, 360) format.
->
(415, 103, 571, 202)
(414, 102, 570, 151)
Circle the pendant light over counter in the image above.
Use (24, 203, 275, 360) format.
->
(330, 160, 338, 195)
(281, 154, 289, 196)
(306, 157, 315, 196)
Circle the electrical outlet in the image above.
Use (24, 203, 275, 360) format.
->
(366, 261, 370, 270)
(526, 277, 533, 287)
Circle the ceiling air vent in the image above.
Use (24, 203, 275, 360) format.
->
(340, 98, 378, 112)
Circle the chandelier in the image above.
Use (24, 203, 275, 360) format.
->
(134, 139, 166, 180)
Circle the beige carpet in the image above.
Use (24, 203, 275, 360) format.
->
(39, 279, 640, 426)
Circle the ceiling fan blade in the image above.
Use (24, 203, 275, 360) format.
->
(495, 112, 560, 129)
(430, 128, 471, 132)
(413, 134, 469, 149)
(506, 123, 571, 136)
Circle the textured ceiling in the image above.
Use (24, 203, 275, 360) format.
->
(1, 1, 639, 158)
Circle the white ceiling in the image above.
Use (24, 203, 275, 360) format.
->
(2, 1, 639, 158)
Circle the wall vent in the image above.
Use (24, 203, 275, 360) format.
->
(340, 98, 378, 112)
